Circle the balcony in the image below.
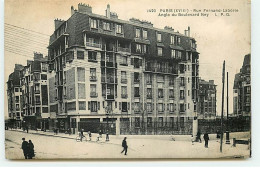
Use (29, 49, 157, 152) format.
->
(117, 47, 130, 53)
(147, 80, 152, 85)
(158, 95, 164, 99)
(121, 78, 127, 84)
(90, 92, 98, 98)
(86, 42, 102, 49)
(88, 57, 97, 62)
(121, 94, 128, 98)
(180, 97, 185, 100)
(106, 95, 115, 100)
(90, 76, 97, 82)
(35, 90, 40, 94)
(169, 95, 174, 99)
(134, 79, 140, 84)
(134, 94, 140, 98)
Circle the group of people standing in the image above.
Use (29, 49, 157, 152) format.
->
(192, 130, 210, 148)
(79, 129, 110, 142)
(21, 138, 35, 159)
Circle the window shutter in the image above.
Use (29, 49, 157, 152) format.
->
(98, 102, 100, 110)
(88, 101, 91, 110)
(167, 104, 169, 111)
(128, 102, 130, 110)
(119, 102, 122, 110)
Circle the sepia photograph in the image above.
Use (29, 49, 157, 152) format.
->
(4, 0, 251, 160)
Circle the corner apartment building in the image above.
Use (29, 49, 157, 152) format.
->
(7, 64, 24, 128)
(47, 3, 199, 134)
(233, 54, 251, 117)
(19, 53, 49, 130)
(197, 79, 217, 119)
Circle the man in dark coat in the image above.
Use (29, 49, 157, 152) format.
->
(121, 137, 128, 155)
(196, 130, 202, 143)
(21, 138, 29, 159)
(28, 140, 35, 159)
(203, 133, 209, 148)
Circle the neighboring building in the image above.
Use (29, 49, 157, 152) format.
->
(19, 53, 49, 130)
(47, 3, 200, 135)
(197, 79, 217, 119)
(7, 64, 24, 128)
(233, 54, 251, 117)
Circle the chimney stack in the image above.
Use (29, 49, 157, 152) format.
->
(106, 4, 111, 18)
(71, 6, 75, 16)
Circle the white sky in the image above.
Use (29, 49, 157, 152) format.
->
(4, 0, 251, 119)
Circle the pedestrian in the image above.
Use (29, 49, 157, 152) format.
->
(191, 135, 194, 145)
(121, 137, 128, 155)
(203, 133, 209, 148)
(21, 138, 29, 159)
(99, 130, 102, 138)
(26, 126, 29, 133)
(88, 131, 92, 141)
(80, 129, 85, 142)
(196, 130, 202, 143)
(28, 140, 35, 159)
(106, 130, 109, 141)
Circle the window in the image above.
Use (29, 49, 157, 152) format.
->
(15, 88, 19, 92)
(77, 67, 85, 82)
(91, 18, 98, 28)
(36, 96, 41, 104)
(171, 35, 175, 44)
(158, 103, 163, 112)
(90, 68, 96, 81)
(158, 117, 163, 127)
(143, 30, 147, 39)
(103, 21, 111, 30)
(147, 88, 152, 99)
(135, 117, 140, 127)
(136, 44, 141, 53)
(121, 56, 127, 65)
(122, 102, 128, 112)
(147, 117, 152, 127)
(180, 90, 184, 99)
(121, 86, 127, 98)
(158, 89, 163, 98)
(90, 84, 97, 96)
(42, 63, 48, 72)
(121, 71, 127, 83)
(15, 96, 19, 102)
(16, 104, 19, 109)
(180, 104, 185, 112)
(134, 87, 140, 97)
(147, 73, 152, 84)
(171, 50, 176, 58)
(180, 77, 185, 86)
(35, 84, 40, 93)
(135, 28, 140, 38)
(88, 51, 97, 61)
(134, 72, 140, 83)
(178, 37, 181, 44)
(89, 101, 97, 112)
(188, 90, 190, 96)
(169, 89, 174, 98)
(158, 47, 163, 56)
(116, 24, 122, 33)
(147, 103, 152, 113)
(77, 51, 84, 60)
(34, 73, 40, 81)
(143, 45, 147, 53)
(169, 103, 174, 112)
(134, 103, 140, 113)
(79, 101, 86, 110)
(157, 33, 162, 42)
(134, 58, 140, 68)
(41, 74, 47, 80)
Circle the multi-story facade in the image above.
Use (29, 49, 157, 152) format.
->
(233, 54, 251, 117)
(7, 64, 24, 128)
(197, 79, 217, 119)
(47, 3, 200, 134)
(19, 53, 49, 130)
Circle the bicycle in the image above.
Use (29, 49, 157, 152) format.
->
(76, 135, 87, 142)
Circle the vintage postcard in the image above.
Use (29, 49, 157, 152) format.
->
(4, 0, 251, 159)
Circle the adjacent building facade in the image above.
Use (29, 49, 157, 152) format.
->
(233, 54, 251, 117)
(197, 79, 217, 119)
(47, 4, 200, 134)
(7, 64, 24, 128)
